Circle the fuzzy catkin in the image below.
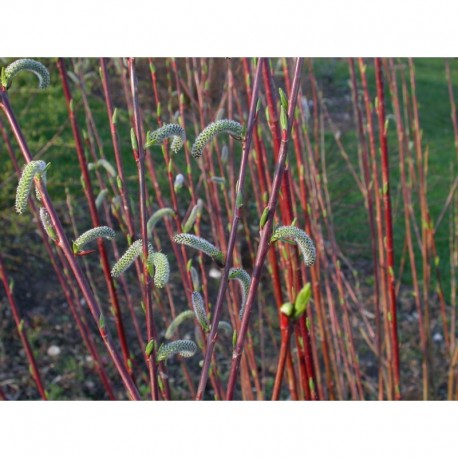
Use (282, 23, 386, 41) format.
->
(218, 321, 232, 335)
(148, 252, 170, 288)
(192, 291, 209, 332)
(190, 266, 200, 290)
(147, 208, 175, 235)
(271, 226, 316, 266)
(73, 226, 116, 252)
(145, 124, 186, 154)
(173, 233, 224, 266)
(15, 161, 47, 214)
(182, 203, 200, 233)
(111, 239, 153, 277)
(95, 189, 109, 210)
(228, 268, 251, 319)
(165, 311, 195, 339)
(191, 119, 243, 158)
(4, 59, 50, 89)
(156, 340, 197, 362)
(39, 207, 57, 241)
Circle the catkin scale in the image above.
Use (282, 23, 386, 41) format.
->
(191, 119, 243, 158)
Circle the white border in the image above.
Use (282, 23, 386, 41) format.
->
(1, 401, 458, 457)
(3, 0, 457, 56)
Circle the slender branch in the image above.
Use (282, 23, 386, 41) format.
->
(225, 58, 304, 400)
(374, 58, 401, 400)
(0, 88, 140, 400)
(195, 58, 264, 400)
(0, 256, 47, 400)
(55, 58, 133, 377)
(128, 58, 161, 400)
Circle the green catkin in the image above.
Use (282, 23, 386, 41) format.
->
(192, 291, 210, 332)
(218, 321, 233, 335)
(271, 226, 316, 266)
(164, 311, 195, 339)
(182, 201, 202, 233)
(88, 159, 116, 178)
(156, 340, 197, 362)
(173, 233, 224, 266)
(95, 189, 109, 209)
(39, 207, 57, 241)
(15, 160, 47, 214)
(148, 252, 170, 288)
(145, 124, 186, 154)
(191, 119, 243, 158)
(73, 226, 116, 253)
(111, 239, 153, 277)
(147, 208, 176, 235)
(228, 268, 251, 319)
(3, 59, 50, 89)
(190, 266, 200, 290)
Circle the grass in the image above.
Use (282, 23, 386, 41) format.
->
(312, 58, 457, 298)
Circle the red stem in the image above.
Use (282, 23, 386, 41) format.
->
(375, 58, 401, 399)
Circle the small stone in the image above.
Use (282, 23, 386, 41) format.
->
(47, 345, 61, 357)
(209, 267, 221, 279)
(84, 380, 95, 390)
(433, 333, 443, 343)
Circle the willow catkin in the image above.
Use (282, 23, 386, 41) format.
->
(3, 59, 50, 89)
(271, 225, 316, 266)
(111, 239, 153, 277)
(147, 208, 175, 235)
(191, 119, 243, 158)
(165, 311, 195, 339)
(15, 160, 47, 214)
(173, 233, 224, 267)
(95, 189, 109, 210)
(190, 266, 200, 290)
(73, 226, 116, 253)
(218, 321, 233, 335)
(192, 291, 209, 332)
(156, 340, 197, 362)
(145, 124, 186, 154)
(182, 200, 202, 233)
(39, 207, 57, 242)
(228, 268, 251, 319)
(148, 252, 170, 288)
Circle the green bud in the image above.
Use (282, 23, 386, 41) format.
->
(294, 283, 311, 319)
